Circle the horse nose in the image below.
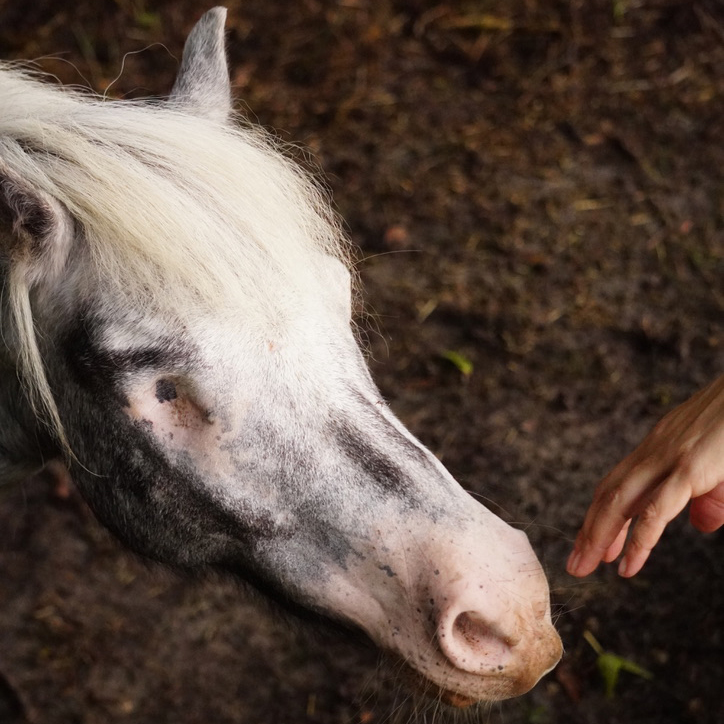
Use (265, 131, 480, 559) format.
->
(436, 592, 562, 690)
(432, 554, 563, 693)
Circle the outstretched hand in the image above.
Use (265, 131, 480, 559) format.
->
(567, 374, 724, 578)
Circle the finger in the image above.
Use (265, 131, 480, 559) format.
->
(568, 466, 653, 577)
(618, 475, 692, 577)
(567, 507, 630, 577)
(690, 480, 724, 533)
(601, 519, 630, 563)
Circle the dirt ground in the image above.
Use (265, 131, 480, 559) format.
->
(0, 1, 722, 723)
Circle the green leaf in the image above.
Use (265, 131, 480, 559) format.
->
(620, 657, 654, 680)
(440, 350, 473, 376)
(584, 631, 653, 698)
(583, 630, 604, 655)
(597, 652, 623, 698)
(136, 11, 161, 30)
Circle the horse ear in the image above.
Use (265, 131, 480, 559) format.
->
(169, 7, 232, 123)
(0, 170, 72, 281)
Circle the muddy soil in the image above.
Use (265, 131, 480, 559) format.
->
(0, 1, 722, 723)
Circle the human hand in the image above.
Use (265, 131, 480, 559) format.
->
(567, 374, 724, 578)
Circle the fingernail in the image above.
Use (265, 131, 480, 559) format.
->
(567, 551, 581, 575)
(618, 558, 628, 577)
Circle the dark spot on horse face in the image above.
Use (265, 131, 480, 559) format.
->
(347, 388, 439, 474)
(155, 378, 178, 402)
(331, 391, 446, 508)
(61, 312, 192, 399)
(333, 417, 416, 500)
(64, 397, 283, 569)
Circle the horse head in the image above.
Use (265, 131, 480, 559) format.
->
(0, 7, 561, 705)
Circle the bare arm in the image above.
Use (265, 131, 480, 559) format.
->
(567, 374, 724, 578)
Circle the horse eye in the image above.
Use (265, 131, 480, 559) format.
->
(155, 378, 178, 403)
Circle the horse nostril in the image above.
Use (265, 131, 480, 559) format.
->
(455, 611, 495, 648)
(455, 609, 519, 647)
(438, 609, 516, 675)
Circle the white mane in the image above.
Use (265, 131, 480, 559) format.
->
(0, 65, 349, 317)
(0, 65, 351, 448)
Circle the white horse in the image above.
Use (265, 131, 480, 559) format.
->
(0, 8, 561, 705)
